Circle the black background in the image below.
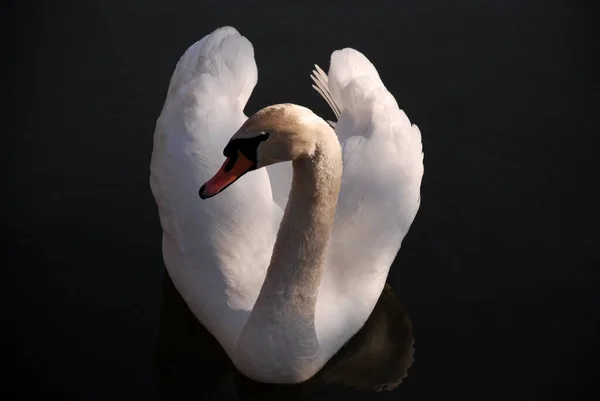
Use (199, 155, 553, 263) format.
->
(4, 0, 598, 400)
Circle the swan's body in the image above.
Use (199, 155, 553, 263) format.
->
(150, 26, 423, 383)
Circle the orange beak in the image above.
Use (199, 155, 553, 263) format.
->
(199, 151, 255, 199)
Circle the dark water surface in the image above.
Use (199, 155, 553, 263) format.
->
(5, 0, 598, 400)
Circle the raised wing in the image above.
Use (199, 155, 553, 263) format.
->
(150, 27, 280, 354)
(312, 49, 424, 353)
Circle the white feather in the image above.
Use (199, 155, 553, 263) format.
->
(150, 27, 424, 381)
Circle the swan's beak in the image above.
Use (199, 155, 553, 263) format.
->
(199, 151, 255, 199)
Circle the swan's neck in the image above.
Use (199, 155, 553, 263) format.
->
(235, 125, 342, 383)
(263, 144, 342, 315)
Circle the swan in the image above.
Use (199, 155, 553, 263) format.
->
(150, 26, 424, 384)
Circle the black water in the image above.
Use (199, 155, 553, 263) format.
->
(5, 0, 598, 400)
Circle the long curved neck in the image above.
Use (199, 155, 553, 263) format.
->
(263, 141, 342, 316)
(235, 124, 342, 383)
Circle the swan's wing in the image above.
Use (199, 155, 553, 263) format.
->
(312, 49, 424, 351)
(320, 48, 423, 275)
(150, 27, 280, 354)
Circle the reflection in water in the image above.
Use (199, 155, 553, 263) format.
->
(155, 272, 414, 400)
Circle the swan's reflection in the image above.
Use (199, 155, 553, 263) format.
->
(155, 271, 414, 400)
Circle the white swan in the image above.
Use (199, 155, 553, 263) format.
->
(150, 26, 424, 384)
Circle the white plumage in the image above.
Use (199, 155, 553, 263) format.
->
(150, 26, 423, 383)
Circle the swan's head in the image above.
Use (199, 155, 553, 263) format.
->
(199, 104, 323, 199)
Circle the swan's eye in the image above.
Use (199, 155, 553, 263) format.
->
(223, 132, 270, 160)
(257, 132, 271, 141)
